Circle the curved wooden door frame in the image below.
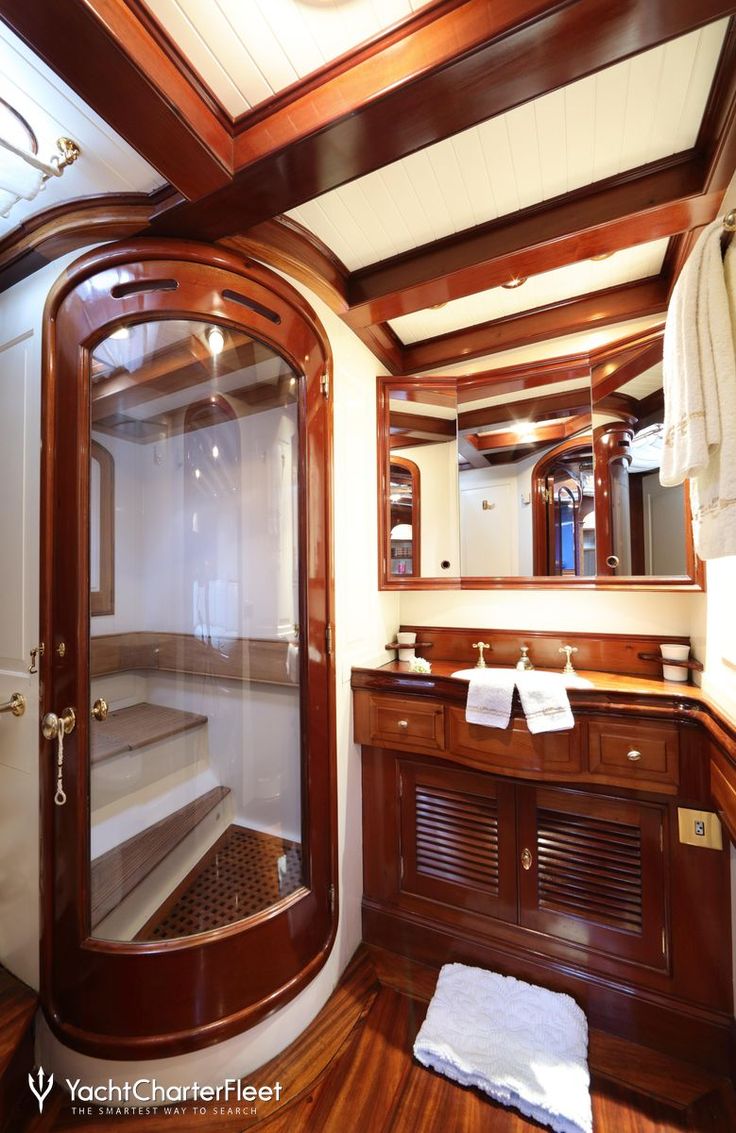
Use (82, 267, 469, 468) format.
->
(531, 435, 593, 577)
(40, 238, 336, 1058)
(388, 455, 421, 578)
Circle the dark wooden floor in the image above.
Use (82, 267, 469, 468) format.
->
(8, 947, 736, 1132)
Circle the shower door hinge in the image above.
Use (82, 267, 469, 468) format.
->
(320, 372, 330, 398)
(326, 624, 334, 655)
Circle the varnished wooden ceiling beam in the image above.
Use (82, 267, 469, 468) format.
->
(401, 278, 668, 373)
(458, 388, 591, 433)
(470, 413, 591, 452)
(150, 0, 736, 239)
(345, 158, 717, 328)
(0, 0, 232, 198)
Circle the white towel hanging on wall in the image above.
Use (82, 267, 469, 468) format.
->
(661, 216, 736, 559)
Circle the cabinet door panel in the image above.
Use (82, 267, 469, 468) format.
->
(518, 786, 667, 971)
(399, 759, 516, 923)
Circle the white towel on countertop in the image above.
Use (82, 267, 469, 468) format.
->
(413, 963, 592, 1133)
(466, 669, 515, 729)
(515, 670, 574, 734)
(661, 218, 736, 558)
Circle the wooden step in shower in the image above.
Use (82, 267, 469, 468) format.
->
(91, 702, 207, 764)
(90, 785, 230, 928)
(0, 966, 37, 1133)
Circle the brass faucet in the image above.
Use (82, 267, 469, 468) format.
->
(472, 641, 491, 668)
(559, 645, 579, 674)
(516, 645, 534, 671)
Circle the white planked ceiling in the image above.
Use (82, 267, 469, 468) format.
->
(389, 239, 669, 344)
(0, 22, 165, 237)
(422, 314, 667, 377)
(617, 361, 664, 401)
(289, 20, 727, 272)
(140, 0, 434, 116)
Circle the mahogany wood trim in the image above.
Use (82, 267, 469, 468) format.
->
(471, 414, 590, 452)
(40, 240, 337, 1057)
(0, 1, 231, 199)
(458, 388, 591, 432)
(151, 0, 736, 239)
(345, 157, 714, 328)
(592, 338, 664, 404)
(401, 279, 668, 373)
(89, 441, 114, 617)
(394, 625, 693, 679)
(0, 190, 178, 295)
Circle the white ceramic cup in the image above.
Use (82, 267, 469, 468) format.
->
(397, 631, 417, 662)
(660, 642, 690, 682)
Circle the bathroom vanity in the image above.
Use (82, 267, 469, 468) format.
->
(352, 628, 735, 1073)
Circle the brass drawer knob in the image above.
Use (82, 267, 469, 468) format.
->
(627, 749, 642, 762)
(397, 719, 409, 729)
(521, 848, 533, 871)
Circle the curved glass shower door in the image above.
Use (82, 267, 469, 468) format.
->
(87, 319, 303, 942)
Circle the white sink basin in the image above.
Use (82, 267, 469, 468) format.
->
(451, 668, 593, 689)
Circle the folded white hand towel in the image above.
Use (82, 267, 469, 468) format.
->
(466, 669, 515, 729)
(414, 963, 592, 1133)
(661, 218, 736, 558)
(515, 671, 573, 734)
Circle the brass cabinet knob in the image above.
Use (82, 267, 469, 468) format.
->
(397, 719, 409, 729)
(521, 848, 533, 871)
(91, 698, 109, 722)
(626, 749, 642, 762)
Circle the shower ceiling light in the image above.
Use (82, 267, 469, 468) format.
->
(207, 326, 224, 355)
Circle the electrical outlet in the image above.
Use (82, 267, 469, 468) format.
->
(677, 808, 723, 850)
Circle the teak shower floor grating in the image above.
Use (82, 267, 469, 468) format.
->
(136, 824, 303, 940)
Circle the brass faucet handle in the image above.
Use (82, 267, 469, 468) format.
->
(558, 645, 579, 674)
(472, 641, 491, 668)
(516, 645, 534, 671)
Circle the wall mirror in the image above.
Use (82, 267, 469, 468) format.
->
(378, 330, 703, 590)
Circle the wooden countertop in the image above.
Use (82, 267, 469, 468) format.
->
(353, 659, 712, 705)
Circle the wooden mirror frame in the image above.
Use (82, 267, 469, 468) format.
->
(89, 440, 114, 617)
(377, 349, 704, 590)
(40, 239, 336, 1058)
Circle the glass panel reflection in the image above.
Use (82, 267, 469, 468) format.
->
(88, 320, 303, 942)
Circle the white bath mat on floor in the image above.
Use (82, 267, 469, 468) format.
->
(413, 963, 593, 1133)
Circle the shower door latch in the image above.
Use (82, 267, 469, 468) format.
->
(42, 707, 76, 807)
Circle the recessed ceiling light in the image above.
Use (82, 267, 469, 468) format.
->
(431, 301, 448, 310)
(501, 276, 527, 289)
(590, 252, 614, 261)
(207, 326, 224, 355)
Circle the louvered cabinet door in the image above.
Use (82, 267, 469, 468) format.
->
(518, 787, 668, 971)
(398, 760, 516, 923)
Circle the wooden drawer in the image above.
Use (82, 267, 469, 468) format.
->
(447, 707, 581, 777)
(354, 691, 445, 753)
(587, 718, 679, 790)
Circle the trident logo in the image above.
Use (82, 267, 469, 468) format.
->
(28, 1067, 54, 1113)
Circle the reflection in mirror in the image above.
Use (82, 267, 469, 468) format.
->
(389, 457, 420, 577)
(458, 375, 591, 576)
(592, 343, 687, 577)
(90, 440, 114, 615)
(388, 387, 459, 577)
